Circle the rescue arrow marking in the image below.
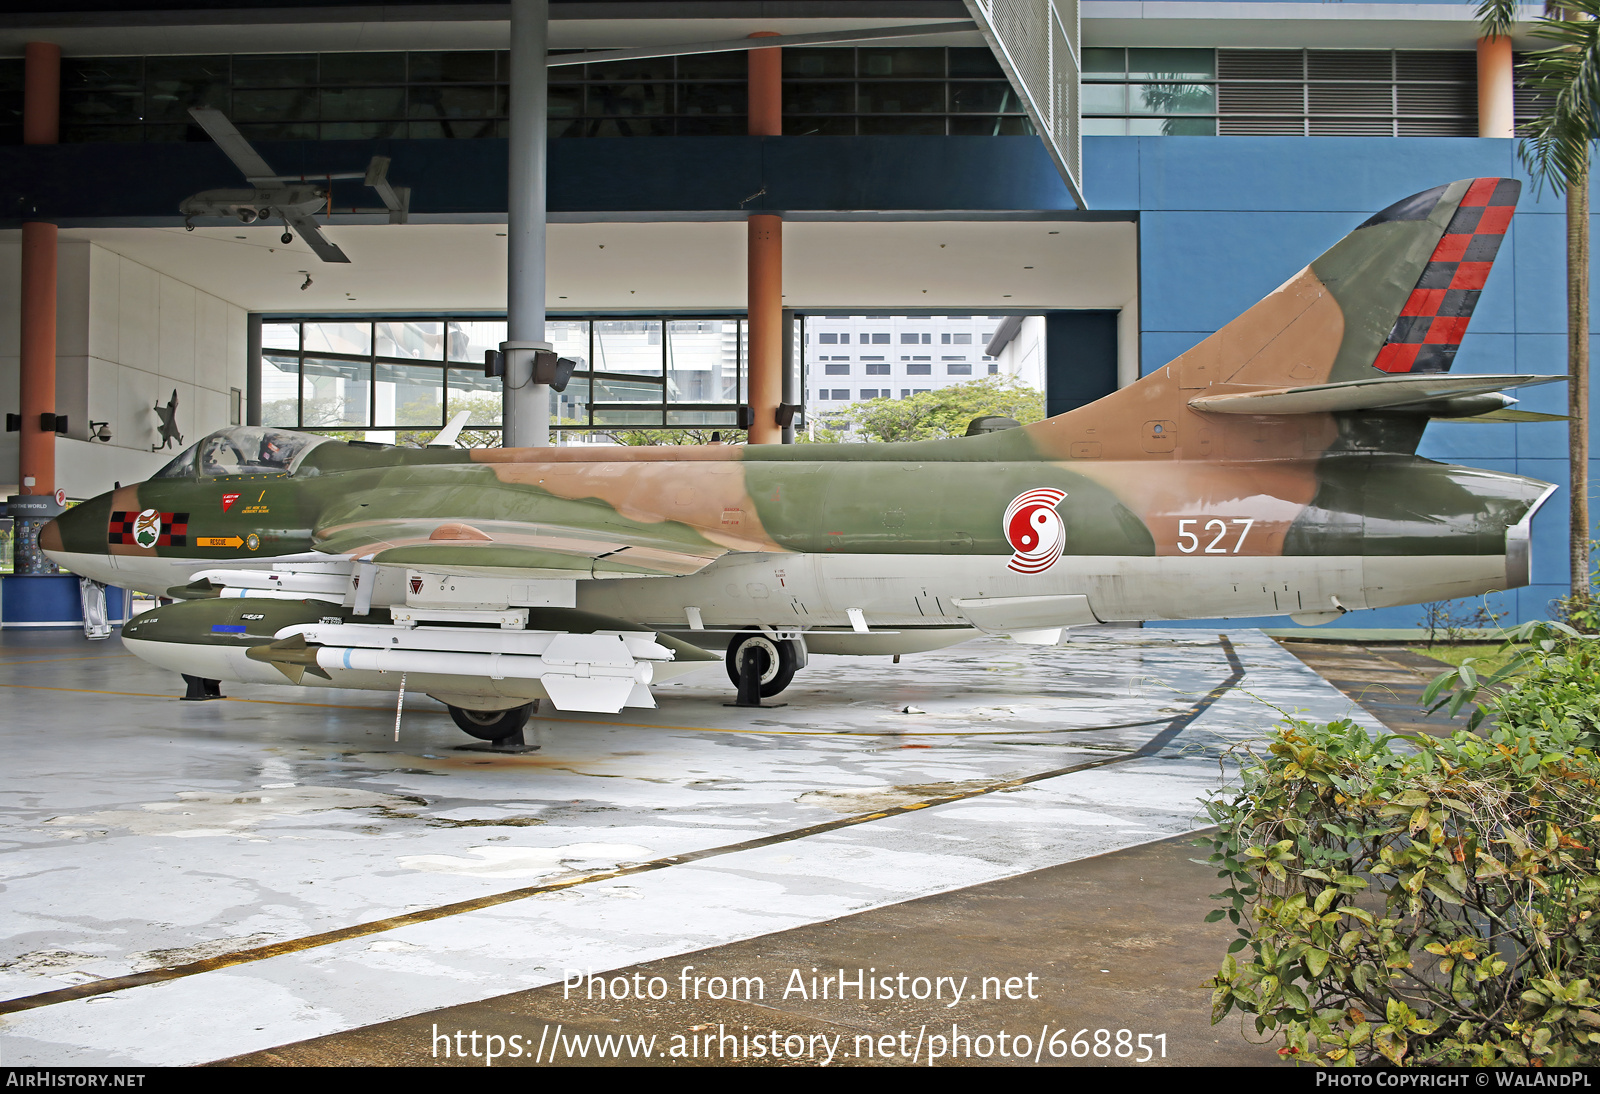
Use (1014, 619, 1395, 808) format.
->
(197, 536, 244, 549)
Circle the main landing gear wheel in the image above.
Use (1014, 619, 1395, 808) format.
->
(448, 703, 534, 742)
(724, 629, 798, 699)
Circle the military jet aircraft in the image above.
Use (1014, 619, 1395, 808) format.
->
(42, 176, 1562, 742)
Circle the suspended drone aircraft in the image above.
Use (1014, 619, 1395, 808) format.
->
(178, 107, 410, 263)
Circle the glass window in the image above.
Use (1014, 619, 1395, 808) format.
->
(593, 320, 663, 376)
(1129, 48, 1215, 81)
(860, 48, 944, 78)
(859, 116, 944, 135)
(63, 57, 143, 91)
(375, 362, 444, 428)
(261, 354, 300, 427)
(302, 357, 371, 427)
(785, 83, 855, 115)
(858, 82, 945, 114)
(233, 88, 318, 123)
(825, 363, 849, 375)
(1082, 84, 1128, 113)
(946, 362, 972, 375)
(448, 368, 503, 427)
(1082, 48, 1127, 76)
(445, 320, 506, 364)
(303, 322, 371, 356)
(585, 58, 674, 83)
(950, 83, 1018, 113)
(677, 52, 747, 80)
(555, 375, 590, 428)
(376, 321, 443, 360)
(547, 320, 590, 369)
(906, 362, 932, 375)
(586, 83, 670, 116)
(262, 323, 300, 351)
(783, 49, 854, 78)
(322, 87, 406, 121)
(1132, 83, 1216, 115)
(948, 47, 1004, 79)
(667, 319, 738, 403)
(408, 86, 499, 120)
(408, 51, 495, 83)
(144, 56, 229, 122)
(233, 54, 316, 88)
(679, 84, 745, 116)
(320, 52, 406, 85)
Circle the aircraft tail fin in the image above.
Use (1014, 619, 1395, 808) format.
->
(1012, 178, 1532, 462)
(1155, 176, 1520, 393)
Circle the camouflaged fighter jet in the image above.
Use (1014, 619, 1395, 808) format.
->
(40, 176, 1563, 742)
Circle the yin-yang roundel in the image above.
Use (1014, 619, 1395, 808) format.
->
(1002, 489, 1068, 574)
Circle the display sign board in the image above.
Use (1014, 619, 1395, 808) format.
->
(962, 0, 1084, 209)
(7, 494, 64, 518)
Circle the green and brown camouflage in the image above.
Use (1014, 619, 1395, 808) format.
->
(40, 178, 1562, 719)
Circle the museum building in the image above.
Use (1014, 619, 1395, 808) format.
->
(0, 0, 1591, 627)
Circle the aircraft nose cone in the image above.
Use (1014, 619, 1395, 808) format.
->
(39, 513, 65, 556)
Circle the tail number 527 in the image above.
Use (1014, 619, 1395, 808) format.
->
(1176, 518, 1255, 554)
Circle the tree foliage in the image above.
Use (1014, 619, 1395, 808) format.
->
(1206, 622, 1600, 1065)
(812, 376, 1046, 444)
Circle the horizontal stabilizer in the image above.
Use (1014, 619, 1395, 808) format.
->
(1437, 407, 1569, 424)
(1189, 373, 1566, 416)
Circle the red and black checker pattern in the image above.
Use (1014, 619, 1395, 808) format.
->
(1372, 177, 1520, 374)
(108, 511, 190, 547)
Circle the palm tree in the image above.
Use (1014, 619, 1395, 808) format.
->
(1478, 0, 1594, 611)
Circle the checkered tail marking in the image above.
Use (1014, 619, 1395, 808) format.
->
(1372, 177, 1520, 375)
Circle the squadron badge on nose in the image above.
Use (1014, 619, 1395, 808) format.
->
(1003, 489, 1067, 574)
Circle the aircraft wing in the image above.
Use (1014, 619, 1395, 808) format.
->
(1188, 373, 1566, 415)
(312, 517, 726, 578)
(283, 208, 351, 264)
(188, 107, 277, 181)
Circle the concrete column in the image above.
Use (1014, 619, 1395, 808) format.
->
(16, 42, 60, 575)
(1477, 35, 1514, 139)
(504, 0, 550, 449)
(745, 33, 782, 445)
(246, 313, 263, 426)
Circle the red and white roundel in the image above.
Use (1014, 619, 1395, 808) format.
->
(1003, 488, 1067, 574)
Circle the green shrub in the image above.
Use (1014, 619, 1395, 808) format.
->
(1204, 623, 1600, 1065)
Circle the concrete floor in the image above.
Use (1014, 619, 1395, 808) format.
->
(0, 626, 1380, 1066)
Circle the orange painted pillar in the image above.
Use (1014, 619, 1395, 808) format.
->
(20, 42, 59, 503)
(1477, 35, 1514, 139)
(19, 221, 57, 499)
(746, 32, 783, 445)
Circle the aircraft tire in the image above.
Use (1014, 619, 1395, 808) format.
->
(723, 630, 798, 698)
(448, 703, 534, 742)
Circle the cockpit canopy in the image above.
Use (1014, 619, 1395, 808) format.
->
(153, 428, 329, 479)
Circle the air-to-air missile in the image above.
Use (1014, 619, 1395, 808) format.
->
(42, 177, 1562, 743)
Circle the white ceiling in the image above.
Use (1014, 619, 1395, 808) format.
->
(51, 219, 1138, 314)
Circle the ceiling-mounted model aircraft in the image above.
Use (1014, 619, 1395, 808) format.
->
(45, 177, 1563, 744)
(178, 107, 410, 264)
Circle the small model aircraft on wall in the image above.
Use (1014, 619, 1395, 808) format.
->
(45, 177, 1562, 743)
(178, 107, 410, 264)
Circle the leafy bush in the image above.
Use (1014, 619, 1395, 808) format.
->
(1204, 623, 1600, 1065)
